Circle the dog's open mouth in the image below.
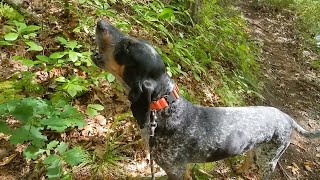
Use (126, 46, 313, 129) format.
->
(91, 20, 124, 69)
(92, 20, 130, 90)
(95, 20, 124, 51)
(92, 21, 122, 72)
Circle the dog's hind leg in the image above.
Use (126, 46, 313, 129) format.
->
(256, 140, 290, 180)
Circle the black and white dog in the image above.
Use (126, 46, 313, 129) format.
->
(92, 20, 320, 180)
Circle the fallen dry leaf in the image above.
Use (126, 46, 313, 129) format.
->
(303, 161, 314, 172)
(95, 115, 107, 126)
(287, 162, 300, 175)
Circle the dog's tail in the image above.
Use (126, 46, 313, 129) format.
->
(291, 119, 320, 138)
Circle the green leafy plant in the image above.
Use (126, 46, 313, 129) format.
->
(13, 71, 45, 95)
(128, 0, 261, 104)
(0, 21, 42, 50)
(0, 97, 86, 179)
(89, 132, 129, 179)
(87, 104, 104, 118)
(258, 0, 295, 9)
(50, 37, 92, 66)
(56, 76, 89, 97)
(0, 2, 24, 21)
(42, 143, 88, 179)
(0, 80, 25, 103)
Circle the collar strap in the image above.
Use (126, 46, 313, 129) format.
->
(150, 84, 180, 110)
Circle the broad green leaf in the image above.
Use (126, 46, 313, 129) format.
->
(36, 55, 50, 62)
(55, 77, 67, 83)
(22, 59, 39, 67)
(22, 97, 48, 115)
(0, 81, 14, 91)
(63, 147, 85, 166)
(159, 8, 174, 19)
(107, 73, 115, 82)
(64, 84, 86, 97)
(66, 41, 79, 50)
(13, 56, 38, 67)
(4, 33, 19, 41)
(57, 142, 68, 154)
(74, 61, 81, 66)
(24, 145, 45, 160)
(66, 84, 77, 97)
(29, 126, 47, 147)
(59, 104, 81, 118)
(86, 108, 96, 118)
(56, 37, 68, 45)
(0, 40, 14, 45)
(68, 51, 79, 62)
(9, 125, 31, 145)
(20, 25, 41, 34)
(87, 104, 104, 118)
(25, 41, 43, 51)
(47, 140, 60, 150)
(49, 52, 65, 59)
(11, 104, 34, 122)
(66, 117, 85, 129)
(57, 59, 64, 64)
(14, 21, 27, 33)
(88, 104, 104, 111)
(43, 117, 68, 132)
(46, 159, 62, 179)
(43, 154, 60, 165)
(0, 121, 10, 134)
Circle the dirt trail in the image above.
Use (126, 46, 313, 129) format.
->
(238, 1, 320, 179)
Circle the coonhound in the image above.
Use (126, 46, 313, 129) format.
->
(91, 20, 320, 180)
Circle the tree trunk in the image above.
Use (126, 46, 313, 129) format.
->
(188, 0, 202, 24)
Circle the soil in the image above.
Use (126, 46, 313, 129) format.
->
(238, 1, 320, 179)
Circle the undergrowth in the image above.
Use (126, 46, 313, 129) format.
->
(259, 0, 320, 68)
(0, 0, 262, 179)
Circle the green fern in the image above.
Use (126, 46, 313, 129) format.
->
(0, 2, 24, 21)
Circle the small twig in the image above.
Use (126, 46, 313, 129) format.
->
(195, 168, 214, 178)
(278, 162, 293, 180)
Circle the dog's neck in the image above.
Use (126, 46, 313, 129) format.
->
(151, 74, 175, 101)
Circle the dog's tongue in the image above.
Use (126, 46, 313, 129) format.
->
(96, 20, 124, 45)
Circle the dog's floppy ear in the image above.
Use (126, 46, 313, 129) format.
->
(129, 79, 156, 129)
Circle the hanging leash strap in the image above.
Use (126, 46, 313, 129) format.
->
(149, 110, 157, 180)
(148, 84, 179, 179)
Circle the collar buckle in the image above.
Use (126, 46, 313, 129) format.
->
(150, 84, 179, 110)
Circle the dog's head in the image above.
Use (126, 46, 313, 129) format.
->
(92, 20, 173, 128)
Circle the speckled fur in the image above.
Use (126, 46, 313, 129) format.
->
(143, 92, 301, 180)
(92, 20, 320, 180)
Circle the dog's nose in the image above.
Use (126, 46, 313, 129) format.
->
(97, 20, 111, 31)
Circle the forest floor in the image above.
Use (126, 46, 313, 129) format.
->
(1, 1, 320, 180)
(238, 1, 320, 179)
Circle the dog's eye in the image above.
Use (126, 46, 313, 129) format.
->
(123, 42, 131, 54)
